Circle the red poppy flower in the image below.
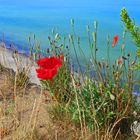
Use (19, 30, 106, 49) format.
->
(36, 57, 62, 80)
(37, 57, 62, 69)
(112, 35, 119, 47)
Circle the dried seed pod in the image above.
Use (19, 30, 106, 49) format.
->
(131, 61, 135, 65)
(115, 72, 120, 80)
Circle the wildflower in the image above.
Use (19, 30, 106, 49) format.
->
(112, 35, 119, 47)
(117, 58, 123, 65)
(36, 57, 62, 80)
(58, 54, 64, 60)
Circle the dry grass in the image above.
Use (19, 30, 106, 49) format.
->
(0, 43, 139, 139)
(0, 63, 86, 140)
(0, 52, 82, 140)
(0, 65, 48, 140)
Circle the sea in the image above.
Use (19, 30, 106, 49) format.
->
(0, 3, 140, 62)
(0, 2, 139, 93)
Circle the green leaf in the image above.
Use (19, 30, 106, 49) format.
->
(108, 111, 115, 118)
(137, 50, 140, 58)
(136, 62, 140, 69)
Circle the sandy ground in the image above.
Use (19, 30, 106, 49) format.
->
(0, 46, 40, 85)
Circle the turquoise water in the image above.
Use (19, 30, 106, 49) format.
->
(0, 2, 140, 63)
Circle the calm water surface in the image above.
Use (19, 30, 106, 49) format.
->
(0, 2, 140, 63)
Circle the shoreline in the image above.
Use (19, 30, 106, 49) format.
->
(0, 41, 140, 95)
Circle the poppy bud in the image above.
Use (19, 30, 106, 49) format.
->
(28, 36, 31, 42)
(127, 53, 130, 57)
(86, 25, 90, 32)
(112, 64, 115, 69)
(48, 36, 51, 40)
(59, 54, 64, 60)
(47, 48, 50, 53)
(113, 71, 115, 75)
(122, 56, 127, 60)
(92, 32, 96, 42)
(115, 72, 120, 80)
(38, 54, 41, 59)
(102, 60, 105, 69)
(69, 34, 73, 42)
(94, 21, 98, 30)
(55, 33, 59, 40)
(127, 52, 132, 58)
(106, 61, 109, 68)
(117, 58, 123, 65)
(98, 61, 101, 68)
(14, 50, 18, 54)
(71, 19, 74, 26)
(121, 45, 125, 51)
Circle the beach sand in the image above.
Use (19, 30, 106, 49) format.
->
(0, 45, 40, 85)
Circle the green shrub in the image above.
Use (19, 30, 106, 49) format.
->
(36, 15, 140, 139)
(121, 8, 140, 70)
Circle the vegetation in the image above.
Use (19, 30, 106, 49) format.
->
(120, 8, 140, 70)
(0, 8, 140, 140)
